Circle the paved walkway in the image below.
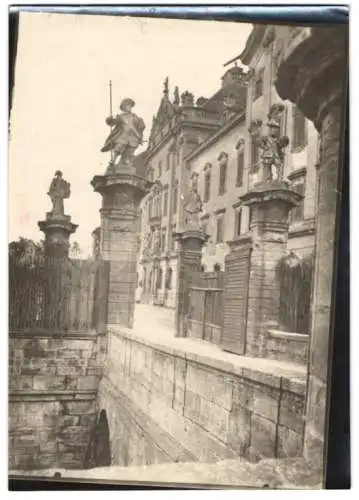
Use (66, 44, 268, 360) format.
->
(134, 303, 176, 335)
(128, 303, 306, 382)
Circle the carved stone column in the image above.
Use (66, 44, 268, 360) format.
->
(91, 167, 150, 328)
(274, 25, 348, 471)
(38, 213, 78, 258)
(240, 182, 302, 356)
(174, 229, 208, 337)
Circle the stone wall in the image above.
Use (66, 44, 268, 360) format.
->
(9, 331, 106, 470)
(98, 328, 306, 467)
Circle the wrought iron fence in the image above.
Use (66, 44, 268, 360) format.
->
(9, 255, 109, 333)
(276, 252, 314, 334)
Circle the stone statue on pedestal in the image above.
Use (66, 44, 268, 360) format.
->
(251, 104, 290, 183)
(183, 173, 203, 230)
(48, 170, 70, 216)
(101, 98, 145, 167)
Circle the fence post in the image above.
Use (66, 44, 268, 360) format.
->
(91, 167, 150, 329)
(173, 229, 208, 337)
(240, 183, 303, 357)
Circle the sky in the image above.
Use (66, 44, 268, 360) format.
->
(9, 12, 252, 256)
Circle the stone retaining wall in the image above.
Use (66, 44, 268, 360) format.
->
(9, 331, 106, 470)
(99, 329, 306, 467)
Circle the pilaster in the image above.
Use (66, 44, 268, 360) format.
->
(91, 168, 150, 328)
(240, 182, 302, 356)
(174, 229, 209, 337)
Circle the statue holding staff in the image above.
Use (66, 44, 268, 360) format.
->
(101, 83, 145, 167)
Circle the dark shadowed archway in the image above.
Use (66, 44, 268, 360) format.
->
(83, 410, 111, 469)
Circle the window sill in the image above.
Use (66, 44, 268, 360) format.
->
(291, 144, 307, 155)
(288, 218, 315, 238)
(268, 329, 309, 343)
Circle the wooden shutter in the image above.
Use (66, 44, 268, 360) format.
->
(221, 244, 251, 355)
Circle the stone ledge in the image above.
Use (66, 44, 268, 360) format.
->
(9, 330, 102, 340)
(107, 325, 306, 395)
(9, 389, 97, 402)
(268, 330, 309, 343)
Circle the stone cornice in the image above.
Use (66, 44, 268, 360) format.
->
(287, 167, 307, 182)
(9, 329, 101, 339)
(9, 389, 98, 403)
(184, 112, 245, 164)
(275, 26, 348, 130)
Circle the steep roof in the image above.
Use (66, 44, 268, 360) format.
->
(224, 25, 267, 67)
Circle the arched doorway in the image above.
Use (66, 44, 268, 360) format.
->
(83, 410, 111, 469)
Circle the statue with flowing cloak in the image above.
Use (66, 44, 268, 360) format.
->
(101, 98, 145, 167)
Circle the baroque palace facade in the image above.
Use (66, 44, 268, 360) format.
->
(137, 25, 319, 308)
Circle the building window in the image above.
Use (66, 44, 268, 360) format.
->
(171, 224, 176, 251)
(251, 138, 260, 173)
(163, 189, 168, 216)
(156, 268, 163, 290)
(236, 149, 244, 187)
(202, 221, 208, 235)
(290, 179, 306, 222)
(216, 217, 224, 243)
(158, 160, 162, 178)
(166, 153, 171, 170)
(218, 153, 228, 196)
(165, 267, 172, 289)
(292, 105, 307, 151)
(161, 229, 166, 251)
(172, 184, 178, 214)
(253, 69, 264, 101)
(204, 172, 211, 202)
(234, 210, 242, 237)
(148, 198, 153, 218)
(248, 207, 253, 229)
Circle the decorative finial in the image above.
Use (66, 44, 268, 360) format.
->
(164, 77, 169, 96)
(173, 86, 180, 106)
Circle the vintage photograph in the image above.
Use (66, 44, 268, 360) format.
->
(8, 10, 348, 489)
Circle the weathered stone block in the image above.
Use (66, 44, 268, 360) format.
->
(65, 401, 95, 415)
(185, 363, 233, 410)
(250, 413, 277, 459)
(277, 426, 303, 458)
(77, 375, 99, 390)
(227, 403, 251, 454)
(279, 391, 305, 434)
(184, 390, 229, 443)
(252, 386, 280, 422)
(232, 379, 253, 409)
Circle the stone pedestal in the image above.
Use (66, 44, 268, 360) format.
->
(91, 166, 150, 328)
(174, 229, 208, 337)
(240, 182, 302, 356)
(274, 25, 348, 474)
(38, 212, 78, 258)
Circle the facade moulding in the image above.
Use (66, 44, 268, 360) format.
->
(184, 112, 245, 165)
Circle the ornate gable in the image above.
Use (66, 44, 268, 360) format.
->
(148, 78, 179, 147)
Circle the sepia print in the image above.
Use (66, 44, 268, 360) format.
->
(8, 11, 348, 489)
